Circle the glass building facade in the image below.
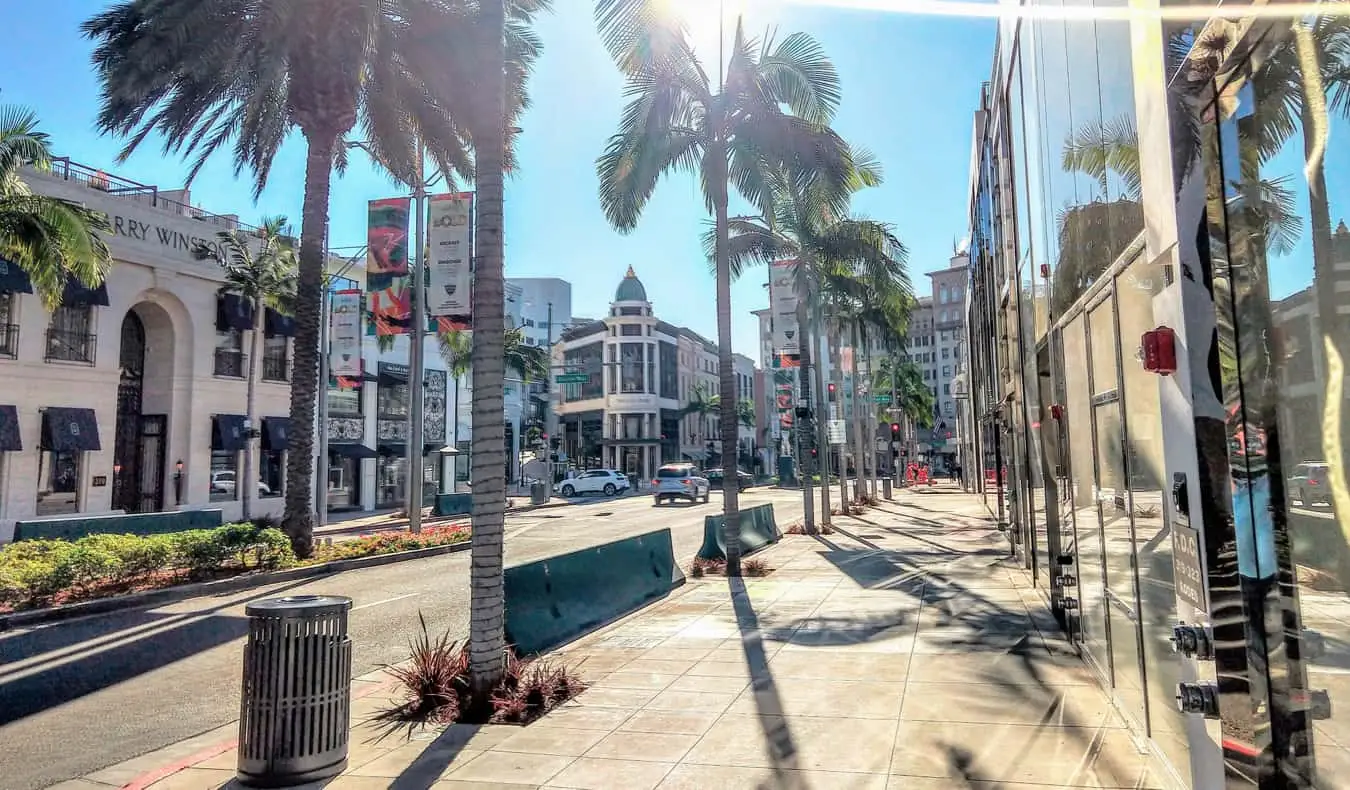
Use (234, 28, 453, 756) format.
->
(965, 2, 1350, 787)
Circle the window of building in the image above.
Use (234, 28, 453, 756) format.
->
(944, 401, 954, 416)
(35, 450, 80, 515)
(606, 344, 617, 394)
(0, 292, 16, 358)
(620, 342, 644, 392)
(940, 286, 949, 304)
(214, 327, 244, 377)
(378, 381, 410, 418)
(943, 365, 951, 376)
(328, 383, 362, 416)
(620, 324, 642, 336)
(209, 450, 239, 502)
(954, 346, 961, 359)
(46, 304, 95, 364)
(646, 343, 656, 393)
(260, 448, 283, 497)
(942, 348, 950, 359)
(262, 335, 288, 382)
(943, 383, 950, 395)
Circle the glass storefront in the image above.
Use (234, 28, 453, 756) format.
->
(1199, 13, 1350, 783)
(968, 4, 1350, 787)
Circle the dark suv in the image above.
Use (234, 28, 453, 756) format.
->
(704, 468, 753, 491)
(1290, 462, 1331, 507)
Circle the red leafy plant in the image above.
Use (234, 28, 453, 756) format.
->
(690, 557, 769, 577)
(380, 613, 588, 729)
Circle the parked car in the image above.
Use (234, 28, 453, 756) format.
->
(554, 469, 630, 497)
(211, 470, 270, 496)
(1290, 462, 1332, 507)
(704, 468, 754, 491)
(652, 463, 710, 505)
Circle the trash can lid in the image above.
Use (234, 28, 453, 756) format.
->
(245, 594, 354, 617)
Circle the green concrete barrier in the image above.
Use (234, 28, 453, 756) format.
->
(696, 504, 781, 561)
(432, 492, 473, 517)
(504, 528, 682, 656)
(14, 509, 225, 542)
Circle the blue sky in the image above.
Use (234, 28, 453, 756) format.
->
(0, 1, 994, 357)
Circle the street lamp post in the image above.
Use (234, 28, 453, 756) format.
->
(407, 146, 428, 534)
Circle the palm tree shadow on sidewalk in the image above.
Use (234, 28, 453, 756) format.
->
(728, 574, 808, 790)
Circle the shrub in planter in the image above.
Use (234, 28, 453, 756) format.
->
(171, 529, 231, 576)
(63, 542, 123, 591)
(0, 540, 78, 603)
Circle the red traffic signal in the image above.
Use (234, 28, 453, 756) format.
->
(890, 423, 900, 437)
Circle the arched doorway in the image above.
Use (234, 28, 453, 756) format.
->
(111, 311, 166, 512)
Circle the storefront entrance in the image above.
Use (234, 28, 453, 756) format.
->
(111, 310, 167, 513)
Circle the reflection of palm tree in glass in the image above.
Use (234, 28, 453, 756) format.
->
(1054, 115, 1302, 318)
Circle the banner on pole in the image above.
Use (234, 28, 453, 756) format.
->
(769, 260, 799, 357)
(330, 289, 363, 377)
(427, 192, 473, 327)
(366, 198, 412, 335)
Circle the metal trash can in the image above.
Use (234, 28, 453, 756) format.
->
(883, 479, 893, 499)
(531, 481, 547, 505)
(237, 595, 353, 787)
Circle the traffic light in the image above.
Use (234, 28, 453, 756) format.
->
(827, 383, 837, 401)
(890, 423, 901, 440)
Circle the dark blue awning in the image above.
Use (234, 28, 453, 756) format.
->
(41, 407, 101, 452)
(262, 417, 290, 451)
(0, 258, 33, 294)
(265, 308, 295, 337)
(0, 405, 20, 451)
(0, 261, 107, 305)
(211, 414, 247, 452)
(216, 294, 254, 332)
(63, 279, 109, 307)
(330, 443, 377, 460)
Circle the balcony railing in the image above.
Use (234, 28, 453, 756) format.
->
(214, 348, 246, 378)
(0, 323, 17, 359)
(45, 329, 96, 364)
(262, 353, 288, 382)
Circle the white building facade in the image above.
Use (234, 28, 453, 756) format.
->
(0, 159, 298, 540)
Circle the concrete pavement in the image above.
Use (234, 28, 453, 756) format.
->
(0, 487, 807, 790)
(80, 487, 1171, 790)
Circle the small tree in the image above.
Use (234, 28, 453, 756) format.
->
(194, 217, 297, 522)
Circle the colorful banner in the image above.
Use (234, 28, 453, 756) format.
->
(769, 260, 799, 357)
(366, 198, 411, 335)
(367, 198, 410, 276)
(329, 289, 363, 377)
(427, 192, 473, 326)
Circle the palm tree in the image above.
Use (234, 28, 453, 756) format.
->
(719, 173, 908, 515)
(504, 326, 549, 383)
(680, 382, 718, 460)
(594, 5, 855, 574)
(193, 217, 297, 521)
(0, 105, 112, 309)
(437, 328, 473, 472)
(83, 0, 545, 558)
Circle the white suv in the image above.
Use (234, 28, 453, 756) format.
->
(652, 463, 710, 505)
(555, 469, 630, 497)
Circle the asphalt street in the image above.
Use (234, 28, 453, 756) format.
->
(0, 486, 807, 790)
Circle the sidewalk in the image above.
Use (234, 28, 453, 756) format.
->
(77, 488, 1167, 790)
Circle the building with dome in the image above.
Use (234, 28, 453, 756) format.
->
(551, 267, 754, 480)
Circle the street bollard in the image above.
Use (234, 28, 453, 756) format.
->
(883, 478, 893, 500)
(237, 595, 353, 788)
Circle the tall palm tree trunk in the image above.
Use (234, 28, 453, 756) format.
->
(849, 320, 866, 503)
(830, 321, 848, 509)
(861, 330, 877, 499)
(244, 300, 264, 521)
(282, 133, 337, 558)
(812, 295, 832, 524)
(794, 264, 816, 532)
(468, 0, 509, 708)
(710, 146, 742, 576)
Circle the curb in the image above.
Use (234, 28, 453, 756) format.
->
(0, 541, 472, 631)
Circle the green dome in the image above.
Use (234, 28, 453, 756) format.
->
(615, 265, 647, 302)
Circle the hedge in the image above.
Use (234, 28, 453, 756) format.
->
(0, 521, 293, 610)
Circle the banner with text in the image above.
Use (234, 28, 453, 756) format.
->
(769, 260, 799, 358)
(330, 289, 363, 377)
(427, 192, 473, 329)
(366, 198, 411, 335)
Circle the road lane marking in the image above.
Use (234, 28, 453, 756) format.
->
(351, 592, 420, 611)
